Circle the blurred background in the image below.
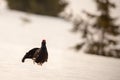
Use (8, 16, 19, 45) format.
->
(0, 0, 120, 80)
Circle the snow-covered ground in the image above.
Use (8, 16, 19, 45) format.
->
(0, 0, 120, 80)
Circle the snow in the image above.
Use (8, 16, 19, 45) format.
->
(0, 0, 120, 80)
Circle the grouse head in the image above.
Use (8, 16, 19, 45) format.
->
(42, 39, 46, 46)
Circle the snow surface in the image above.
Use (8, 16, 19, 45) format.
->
(0, 0, 120, 80)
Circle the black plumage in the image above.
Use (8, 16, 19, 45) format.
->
(22, 40, 48, 65)
(22, 48, 39, 62)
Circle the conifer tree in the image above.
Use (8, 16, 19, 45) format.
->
(72, 0, 120, 58)
(7, 0, 68, 17)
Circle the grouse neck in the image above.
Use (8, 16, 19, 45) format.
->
(41, 43, 46, 47)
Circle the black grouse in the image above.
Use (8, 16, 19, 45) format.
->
(22, 40, 48, 65)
